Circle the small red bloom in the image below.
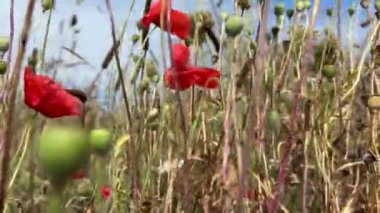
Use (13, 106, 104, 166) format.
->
(71, 168, 86, 180)
(101, 186, 111, 200)
(140, 0, 191, 40)
(164, 43, 221, 90)
(24, 66, 83, 118)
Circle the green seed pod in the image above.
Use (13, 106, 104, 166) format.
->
(304, 0, 311, 9)
(145, 60, 157, 78)
(296, 1, 305, 12)
(0, 37, 9, 52)
(279, 90, 295, 110)
(236, 0, 251, 10)
(322, 64, 337, 80)
(286, 9, 294, 19)
(89, 128, 112, 156)
(0, 61, 7, 75)
(42, 0, 54, 12)
(376, 0, 380, 11)
(139, 78, 151, 93)
(274, 3, 285, 17)
(326, 8, 334, 17)
(225, 15, 244, 37)
(131, 34, 140, 44)
(150, 74, 160, 84)
(266, 109, 281, 134)
(348, 7, 355, 17)
(38, 126, 90, 187)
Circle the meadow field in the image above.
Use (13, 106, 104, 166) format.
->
(1, 0, 380, 212)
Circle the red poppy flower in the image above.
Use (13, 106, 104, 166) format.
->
(164, 43, 221, 90)
(71, 168, 86, 180)
(140, 0, 191, 40)
(101, 186, 111, 200)
(24, 66, 83, 118)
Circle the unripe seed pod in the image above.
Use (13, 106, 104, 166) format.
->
(0, 37, 9, 52)
(322, 64, 337, 80)
(225, 15, 244, 37)
(274, 3, 285, 17)
(0, 61, 7, 75)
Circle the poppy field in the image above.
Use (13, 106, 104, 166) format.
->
(2, 0, 380, 212)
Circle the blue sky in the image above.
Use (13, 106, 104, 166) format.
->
(0, 0, 374, 103)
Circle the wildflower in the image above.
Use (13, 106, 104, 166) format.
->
(101, 186, 111, 200)
(23, 66, 83, 118)
(140, 0, 191, 40)
(164, 43, 221, 90)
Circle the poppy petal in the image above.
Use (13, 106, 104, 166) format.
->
(24, 66, 83, 118)
(164, 68, 194, 90)
(188, 67, 221, 89)
(172, 43, 190, 70)
(140, 0, 190, 40)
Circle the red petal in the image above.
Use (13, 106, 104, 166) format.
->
(164, 68, 194, 90)
(141, 0, 190, 40)
(71, 168, 86, 180)
(167, 10, 191, 40)
(102, 186, 111, 200)
(188, 67, 221, 89)
(172, 43, 190, 70)
(24, 66, 83, 118)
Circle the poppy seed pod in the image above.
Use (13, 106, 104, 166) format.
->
(236, 0, 251, 10)
(139, 78, 151, 93)
(220, 12, 229, 22)
(274, 3, 285, 17)
(90, 128, 112, 156)
(146, 60, 157, 78)
(225, 15, 244, 37)
(348, 7, 355, 17)
(0, 61, 7, 75)
(326, 8, 334, 17)
(286, 9, 294, 19)
(367, 95, 380, 110)
(38, 126, 90, 187)
(131, 34, 140, 44)
(296, 1, 305, 12)
(266, 109, 281, 134)
(304, 0, 311, 9)
(42, 0, 54, 12)
(322, 64, 337, 80)
(0, 36, 9, 53)
(376, 0, 380, 11)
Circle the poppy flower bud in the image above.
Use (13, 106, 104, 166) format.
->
(0, 37, 9, 53)
(266, 109, 281, 134)
(70, 14, 78, 27)
(236, 0, 251, 10)
(322, 64, 337, 80)
(0, 61, 7, 75)
(90, 128, 112, 156)
(296, 1, 305, 12)
(274, 3, 285, 17)
(286, 9, 294, 19)
(42, 0, 54, 12)
(131, 34, 140, 44)
(348, 7, 355, 17)
(225, 15, 244, 37)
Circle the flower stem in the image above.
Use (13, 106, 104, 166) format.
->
(47, 187, 64, 213)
